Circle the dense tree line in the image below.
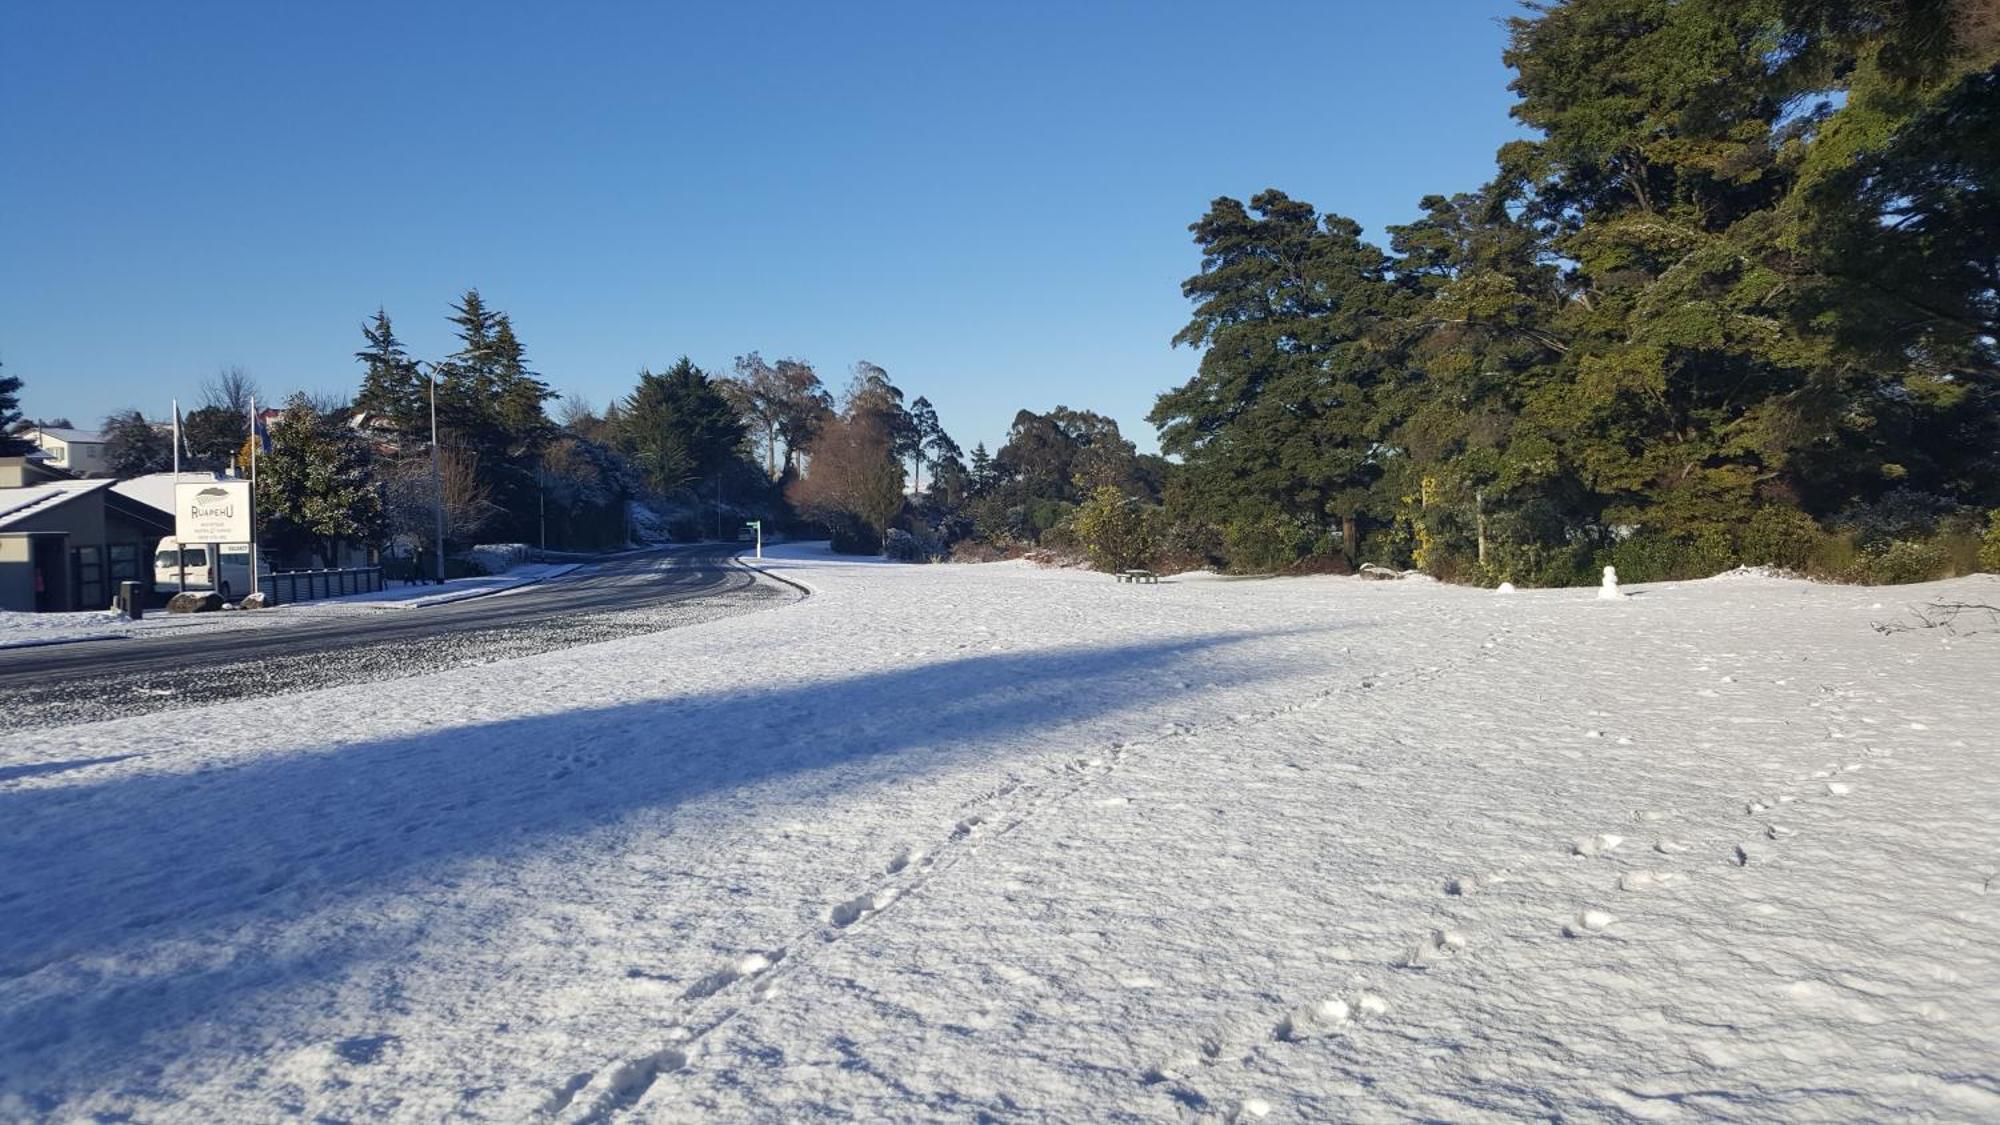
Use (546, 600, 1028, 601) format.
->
(1136, 0, 2000, 584)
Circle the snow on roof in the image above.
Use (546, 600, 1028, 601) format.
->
(31, 427, 108, 445)
(0, 478, 113, 529)
(110, 472, 218, 514)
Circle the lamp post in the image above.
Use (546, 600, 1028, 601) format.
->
(421, 361, 445, 585)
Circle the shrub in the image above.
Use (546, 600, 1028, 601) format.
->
(884, 527, 943, 562)
(1601, 530, 1735, 584)
(1478, 539, 1595, 588)
(1222, 512, 1315, 573)
(1806, 529, 1863, 580)
(1982, 511, 2000, 573)
(1837, 488, 1958, 545)
(1737, 507, 1823, 570)
(825, 512, 878, 555)
(1072, 486, 1160, 572)
(1858, 538, 1950, 584)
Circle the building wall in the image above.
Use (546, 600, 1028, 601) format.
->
(0, 535, 36, 612)
(1, 495, 166, 611)
(68, 442, 108, 475)
(28, 434, 109, 476)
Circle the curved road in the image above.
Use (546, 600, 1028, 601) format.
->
(0, 544, 796, 730)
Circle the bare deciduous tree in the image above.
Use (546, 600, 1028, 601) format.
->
(384, 447, 497, 551)
(201, 365, 260, 415)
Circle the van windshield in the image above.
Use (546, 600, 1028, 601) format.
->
(156, 548, 208, 569)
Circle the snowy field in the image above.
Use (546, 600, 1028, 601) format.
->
(2, 546, 1997, 1121)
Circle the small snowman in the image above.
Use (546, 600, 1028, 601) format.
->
(1598, 565, 1623, 600)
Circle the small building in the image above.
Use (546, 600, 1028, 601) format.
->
(0, 456, 174, 612)
(22, 426, 111, 477)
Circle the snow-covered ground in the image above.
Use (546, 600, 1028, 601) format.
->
(2, 546, 1996, 1121)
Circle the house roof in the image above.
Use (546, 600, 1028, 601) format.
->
(111, 472, 221, 514)
(0, 479, 114, 530)
(32, 427, 108, 445)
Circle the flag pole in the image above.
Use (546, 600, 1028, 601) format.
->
(173, 398, 185, 595)
(248, 396, 260, 600)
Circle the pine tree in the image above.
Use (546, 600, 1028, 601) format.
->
(968, 442, 993, 495)
(907, 396, 942, 492)
(435, 289, 503, 449)
(0, 359, 29, 455)
(353, 308, 427, 441)
(100, 409, 170, 478)
(1150, 190, 1410, 561)
(618, 359, 747, 494)
(490, 314, 555, 454)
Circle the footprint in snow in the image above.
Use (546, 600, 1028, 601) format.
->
(1275, 998, 1350, 1041)
(1569, 833, 1624, 857)
(1563, 909, 1617, 937)
(680, 949, 782, 1001)
(1445, 872, 1507, 896)
(829, 888, 899, 928)
(1617, 870, 1689, 892)
(554, 1046, 688, 1120)
(884, 846, 925, 875)
(1233, 1097, 1274, 1120)
(1402, 929, 1466, 968)
(1273, 991, 1387, 1041)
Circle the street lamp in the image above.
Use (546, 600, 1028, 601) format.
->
(418, 360, 446, 585)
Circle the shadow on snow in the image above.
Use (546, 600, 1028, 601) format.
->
(0, 626, 1339, 1104)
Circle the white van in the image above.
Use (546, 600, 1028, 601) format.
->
(154, 537, 271, 599)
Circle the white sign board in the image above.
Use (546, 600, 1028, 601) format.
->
(175, 480, 253, 542)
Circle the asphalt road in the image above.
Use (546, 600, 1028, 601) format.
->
(0, 544, 797, 730)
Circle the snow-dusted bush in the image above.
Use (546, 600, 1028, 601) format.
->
(465, 543, 529, 575)
(1072, 486, 1160, 572)
(1859, 538, 1951, 584)
(1738, 507, 1824, 571)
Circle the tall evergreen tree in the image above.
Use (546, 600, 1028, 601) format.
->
(907, 396, 944, 491)
(353, 308, 427, 440)
(489, 313, 555, 453)
(968, 442, 994, 494)
(0, 359, 28, 455)
(1150, 190, 1411, 559)
(619, 359, 747, 494)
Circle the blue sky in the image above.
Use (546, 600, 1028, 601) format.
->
(1, 1, 1529, 454)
